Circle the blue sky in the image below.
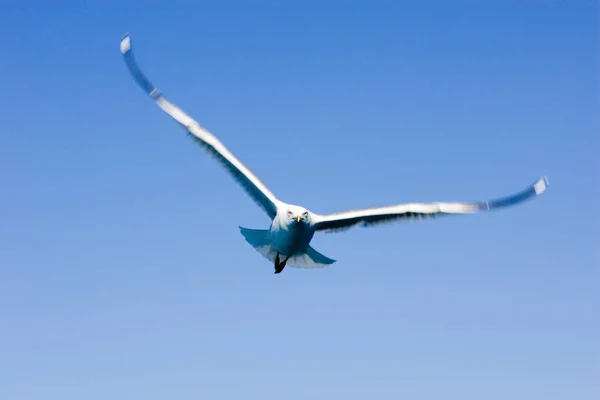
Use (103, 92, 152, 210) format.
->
(0, 1, 598, 399)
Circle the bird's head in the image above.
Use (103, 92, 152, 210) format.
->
(286, 206, 310, 224)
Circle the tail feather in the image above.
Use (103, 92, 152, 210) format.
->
(239, 227, 277, 262)
(287, 246, 336, 269)
(239, 226, 336, 269)
(239, 226, 270, 248)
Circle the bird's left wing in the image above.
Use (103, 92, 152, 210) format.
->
(312, 176, 549, 233)
(119, 34, 281, 219)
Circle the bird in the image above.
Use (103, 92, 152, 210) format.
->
(119, 34, 549, 275)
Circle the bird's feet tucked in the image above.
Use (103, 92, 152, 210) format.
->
(274, 254, 289, 274)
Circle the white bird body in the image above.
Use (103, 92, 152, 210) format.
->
(238, 205, 333, 272)
(270, 206, 315, 255)
(120, 34, 549, 274)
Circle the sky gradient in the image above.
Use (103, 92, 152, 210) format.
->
(0, 2, 598, 399)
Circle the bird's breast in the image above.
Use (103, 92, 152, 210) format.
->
(270, 222, 314, 255)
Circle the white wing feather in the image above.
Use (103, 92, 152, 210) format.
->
(120, 34, 281, 219)
(312, 176, 549, 232)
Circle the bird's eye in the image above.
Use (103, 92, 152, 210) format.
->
(303, 211, 308, 217)
(287, 211, 293, 216)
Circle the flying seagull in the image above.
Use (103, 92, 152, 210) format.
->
(119, 34, 549, 274)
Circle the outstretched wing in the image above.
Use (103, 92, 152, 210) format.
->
(119, 34, 281, 219)
(312, 176, 549, 233)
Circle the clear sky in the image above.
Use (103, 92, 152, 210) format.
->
(0, 1, 598, 399)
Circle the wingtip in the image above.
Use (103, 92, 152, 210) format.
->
(120, 33, 131, 54)
(534, 176, 549, 195)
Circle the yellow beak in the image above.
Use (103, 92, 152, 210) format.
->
(294, 215, 302, 222)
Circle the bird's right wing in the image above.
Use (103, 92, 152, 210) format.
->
(120, 34, 281, 219)
(312, 176, 549, 233)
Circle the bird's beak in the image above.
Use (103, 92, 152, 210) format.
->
(294, 215, 302, 222)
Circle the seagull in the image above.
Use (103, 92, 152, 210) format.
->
(119, 34, 549, 274)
